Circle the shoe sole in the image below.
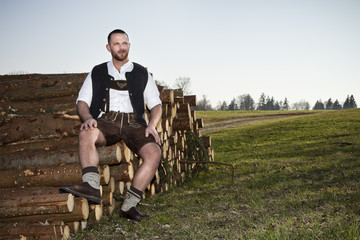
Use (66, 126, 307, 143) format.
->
(59, 186, 101, 205)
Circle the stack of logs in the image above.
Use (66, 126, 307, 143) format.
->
(0, 73, 213, 239)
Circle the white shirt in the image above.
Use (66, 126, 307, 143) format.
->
(77, 61, 161, 117)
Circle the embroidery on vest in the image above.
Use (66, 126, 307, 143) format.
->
(111, 80, 128, 90)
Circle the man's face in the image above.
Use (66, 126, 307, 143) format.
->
(107, 33, 130, 62)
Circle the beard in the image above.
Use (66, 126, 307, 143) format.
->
(111, 49, 129, 62)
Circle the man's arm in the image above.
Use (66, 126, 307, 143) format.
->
(145, 104, 162, 145)
(77, 100, 97, 130)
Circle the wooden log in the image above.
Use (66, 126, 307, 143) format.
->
(0, 95, 77, 117)
(0, 140, 130, 170)
(176, 103, 191, 118)
(0, 113, 81, 146)
(99, 165, 110, 185)
(109, 162, 134, 182)
(191, 110, 197, 121)
(0, 73, 86, 102)
(0, 187, 60, 199)
(0, 193, 74, 219)
(88, 203, 103, 222)
(118, 181, 125, 195)
(0, 163, 110, 189)
(68, 221, 80, 235)
(101, 186, 113, 207)
(0, 222, 71, 240)
(160, 89, 174, 104)
(173, 89, 184, 104)
(161, 103, 168, 118)
(168, 103, 177, 118)
(0, 163, 83, 188)
(184, 95, 197, 106)
(103, 198, 116, 215)
(201, 135, 211, 148)
(0, 136, 78, 157)
(172, 117, 192, 131)
(115, 141, 132, 163)
(0, 197, 89, 223)
(0, 144, 79, 171)
(196, 118, 205, 128)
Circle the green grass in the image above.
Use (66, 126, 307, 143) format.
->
(74, 109, 360, 239)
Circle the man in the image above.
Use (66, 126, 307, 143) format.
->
(60, 29, 162, 222)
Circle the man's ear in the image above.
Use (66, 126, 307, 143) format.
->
(106, 44, 110, 52)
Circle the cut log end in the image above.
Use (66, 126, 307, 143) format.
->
(67, 193, 75, 212)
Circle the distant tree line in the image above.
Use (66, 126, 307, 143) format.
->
(156, 77, 357, 111)
(195, 93, 357, 111)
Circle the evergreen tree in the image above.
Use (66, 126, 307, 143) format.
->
(343, 95, 351, 109)
(282, 97, 290, 110)
(217, 101, 228, 110)
(325, 98, 333, 110)
(349, 95, 357, 108)
(257, 93, 266, 110)
(274, 101, 281, 110)
(313, 100, 325, 110)
(332, 99, 342, 110)
(228, 98, 238, 110)
(265, 96, 275, 110)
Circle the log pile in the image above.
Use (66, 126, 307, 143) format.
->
(0, 73, 213, 239)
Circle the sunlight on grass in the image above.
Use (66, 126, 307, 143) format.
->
(74, 109, 360, 239)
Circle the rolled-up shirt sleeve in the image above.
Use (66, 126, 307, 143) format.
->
(76, 72, 93, 107)
(144, 72, 162, 110)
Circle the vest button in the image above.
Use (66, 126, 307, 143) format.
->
(106, 88, 109, 91)
(103, 98, 106, 102)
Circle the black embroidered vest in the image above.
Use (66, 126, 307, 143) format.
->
(89, 62, 148, 126)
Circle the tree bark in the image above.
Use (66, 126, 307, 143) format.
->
(0, 222, 71, 240)
(0, 193, 74, 218)
(0, 113, 81, 146)
(109, 162, 134, 182)
(184, 95, 197, 106)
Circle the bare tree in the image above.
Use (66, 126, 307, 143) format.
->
(174, 77, 192, 95)
(237, 94, 255, 110)
(292, 100, 310, 110)
(196, 95, 212, 111)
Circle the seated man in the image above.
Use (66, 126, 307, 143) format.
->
(60, 29, 162, 222)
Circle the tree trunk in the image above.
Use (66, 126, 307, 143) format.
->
(109, 162, 134, 182)
(172, 117, 192, 131)
(0, 164, 82, 188)
(0, 113, 81, 146)
(0, 193, 74, 219)
(160, 89, 174, 104)
(184, 95, 197, 106)
(0, 222, 71, 240)
(0, 141, 130, 170)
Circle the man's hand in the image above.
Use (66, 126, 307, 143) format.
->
(80, 118, 98, 130)
(145, 125, 161, 145)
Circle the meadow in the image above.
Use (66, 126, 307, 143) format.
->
(75, 109, 360, 239)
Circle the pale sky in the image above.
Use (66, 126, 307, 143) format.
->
(1, 0, 359, 108)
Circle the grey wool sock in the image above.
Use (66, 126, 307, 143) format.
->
(121, 186, 143, 212)
(82, 166, 100, 190)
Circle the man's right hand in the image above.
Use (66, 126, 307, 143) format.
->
(80, 118, 98, 130)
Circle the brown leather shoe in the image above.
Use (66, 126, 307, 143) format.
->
(120, 207, 150, 222)
(59, 182, 101, 204)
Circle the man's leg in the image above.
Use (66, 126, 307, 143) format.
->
(121, 142, 161, 221)
(59, 128, 106, 204)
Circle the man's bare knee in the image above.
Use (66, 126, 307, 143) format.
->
(79, 128, 106, 147)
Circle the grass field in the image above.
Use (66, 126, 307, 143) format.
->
(75, 109, 360, 239)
